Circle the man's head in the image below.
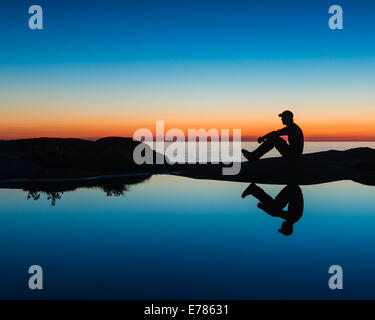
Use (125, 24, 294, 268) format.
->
(278, 221, 293, 236)
(278, 110, 294, 125)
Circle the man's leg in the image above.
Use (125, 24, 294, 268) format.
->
(251, 140, 275, 160)
(273, 185, 291, 209)
(242, 139, 276, 162)
(242, 183, 274, 204)
(271, 136, 292, 160)
(242, 136, 293, 162)
(242, 183, 285, 218)
(250, 136, 288, 161)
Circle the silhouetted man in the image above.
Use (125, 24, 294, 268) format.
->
(242, 110, 304, 162)
(242, 183, 304, 236)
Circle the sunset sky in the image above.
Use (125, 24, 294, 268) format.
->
(0, 0, 374, 140)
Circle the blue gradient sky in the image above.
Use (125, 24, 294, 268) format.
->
(0, 0, 374, 139)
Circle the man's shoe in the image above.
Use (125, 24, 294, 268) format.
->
(241, 149, 256, 163)
(241, 183, 258, 198)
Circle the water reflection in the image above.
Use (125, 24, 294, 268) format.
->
(242, 183, 304, 236)
(17, 174, 152, 206)
(27, 190, 63, 206)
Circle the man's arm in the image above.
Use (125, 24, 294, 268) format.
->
(274, 126, 289, 136)
(257, 203, 288, 219)
(257, 127, 289, 143)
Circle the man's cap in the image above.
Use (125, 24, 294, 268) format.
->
(278, 110, 294, 118)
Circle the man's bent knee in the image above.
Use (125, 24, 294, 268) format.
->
(267, 135, 285, 146)
(267, 135, 284, 142)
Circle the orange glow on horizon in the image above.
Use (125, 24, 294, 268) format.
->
(1, 113, 375, 141)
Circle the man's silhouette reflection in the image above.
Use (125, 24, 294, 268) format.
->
(242, 183, 304, 236)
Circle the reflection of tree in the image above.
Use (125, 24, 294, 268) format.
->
(27, 191, 40, 201)
(46, 192, 63, 206)
(102, 183, 129, 197)
(22, 175, 151, 205)
(27, 191, 63, 206)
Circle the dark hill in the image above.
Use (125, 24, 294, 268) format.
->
(0, 137, 163, 179)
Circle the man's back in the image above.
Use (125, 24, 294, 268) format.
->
(286, 122, 304, 158)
